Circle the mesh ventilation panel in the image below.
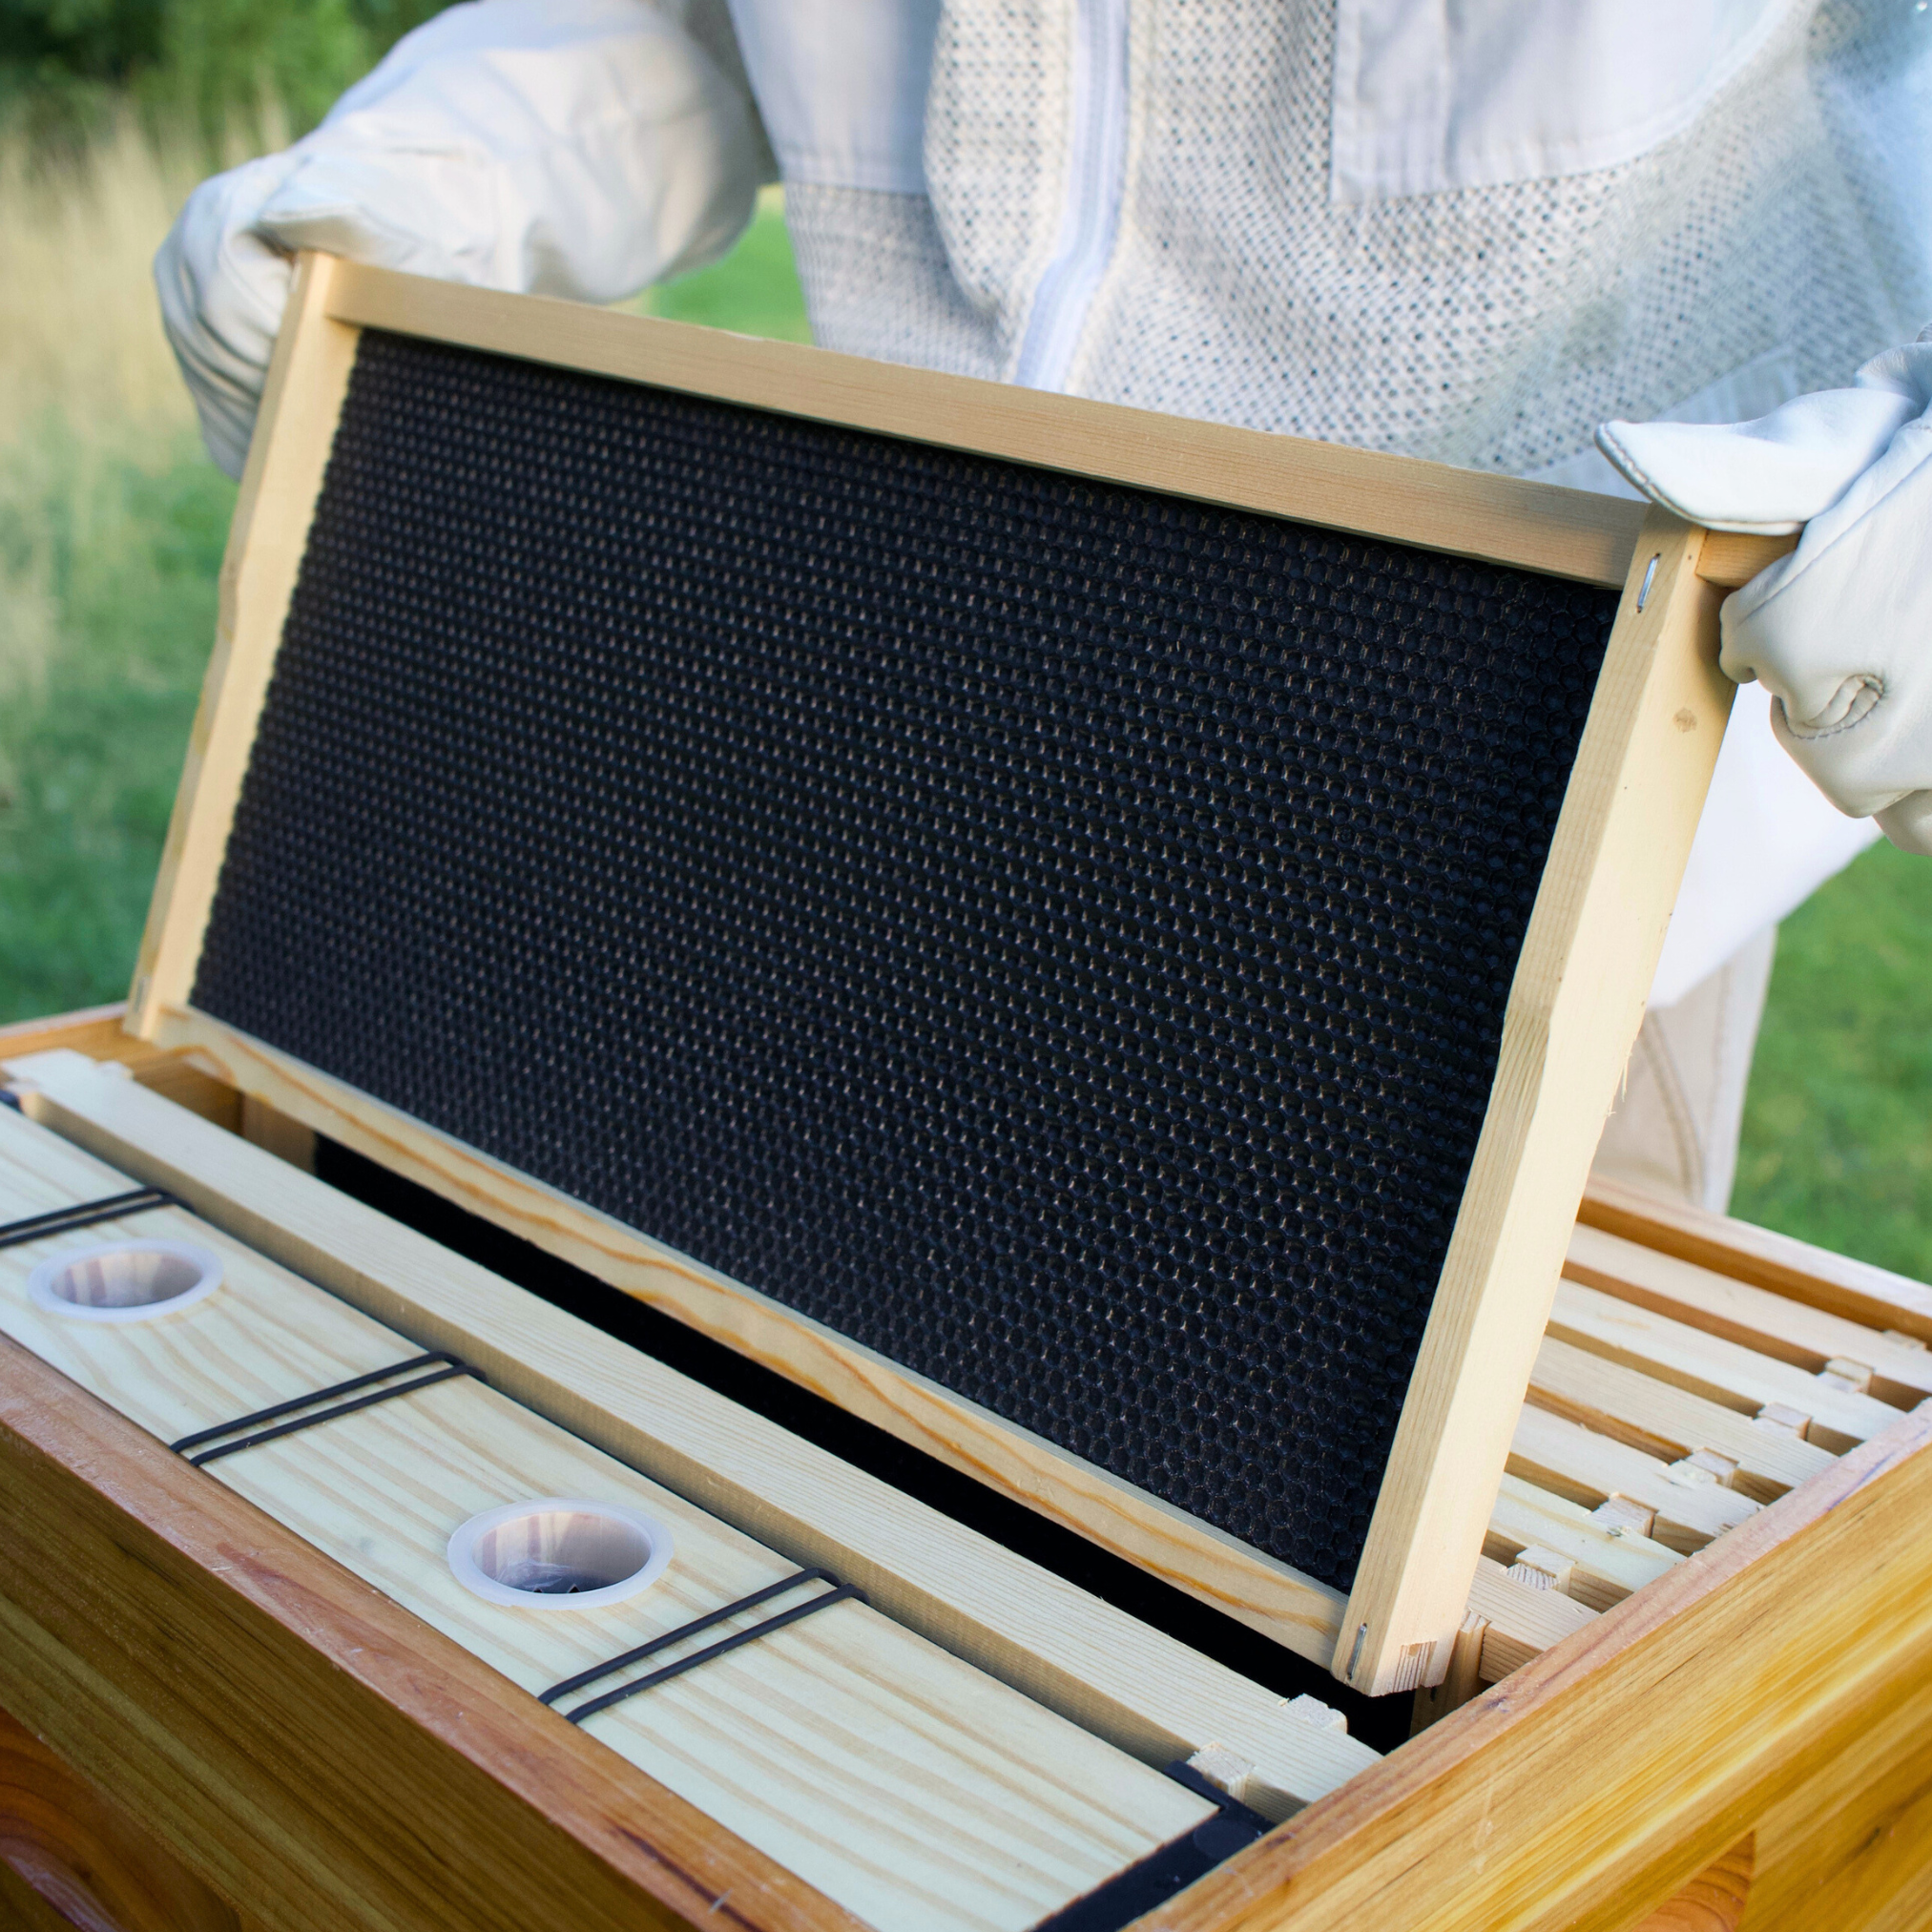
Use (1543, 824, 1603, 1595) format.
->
(194, 330, 1617, 1592)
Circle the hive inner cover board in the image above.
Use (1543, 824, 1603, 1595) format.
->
(189, 327, 1618, 1604)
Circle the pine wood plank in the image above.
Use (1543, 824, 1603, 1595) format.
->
(1337, 509, 1734, 1693)
(0, 1104, 1210, 1932)
(1462, 1558, 1596, 1684)
(7, 1050, 1377, 1815)
(112, 1015, 1359, 1671)
(1527, 1337, 1835, 1502)
(1740, 1667, 1932, 1931)
(0, 1006, 135, 1064)
(1137, 1402, 1932, 1931)
(0, 1329, 868, 1932)
(1579, 1175, 1932, 1345)
(1506, 1405, 1757, 1554)
(0, 1856, 84, 1932)
(325, 261, 1645, 590)
(0, 1006, 241, 1129)
(1482, 1475, 1680, 1614)
(1547, 1279, 1902, 1455)
(1567, 1222, 1932, 1410)
(1406, 1613, 1488, 1736)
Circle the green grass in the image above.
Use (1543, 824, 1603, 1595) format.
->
(0, 428, 235, 1020)
(3, 173, 1928, 1284)
(642, 187, 812, 343)
(0, 192, 806, 1028)
(1734, 840, 1932, 1281)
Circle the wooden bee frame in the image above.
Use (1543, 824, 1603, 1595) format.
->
(125, 252, 1787, 1695)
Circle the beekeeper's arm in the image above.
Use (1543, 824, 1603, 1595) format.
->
(156, 0, 771, 478)
(1600, 338, 1932, 857)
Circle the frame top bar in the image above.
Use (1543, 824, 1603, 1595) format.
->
(326, 261, 1646, 592)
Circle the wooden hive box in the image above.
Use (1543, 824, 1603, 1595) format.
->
(2, 256, 1930, 1932)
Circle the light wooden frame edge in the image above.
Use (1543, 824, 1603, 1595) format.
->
(1334, 511, 1734, 1693)
(131, 253, 357, 1034)
(126, 256, 1766, 1690)
(327, 261, 1648, 587)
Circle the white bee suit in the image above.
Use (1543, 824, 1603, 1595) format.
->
(156, 0, 1932, 1209)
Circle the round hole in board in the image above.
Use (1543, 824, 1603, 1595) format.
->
(447, 1498, 674, 1610)
(27, 1239, 223, 1324)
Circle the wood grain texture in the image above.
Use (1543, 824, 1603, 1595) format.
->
(1567, 1223, 1932, 1411)
(7, 1050, 1377, 1815)
(0, 1859, 85, 1932)
(1507, 1404, 1758, 1555)
(1406, 1613, 1486, 1736)
(1463, 1557, 1596, 1683)
(1527, 1337, 1835, 1502)
(128, 254, 357, 1038)
(0, 1329, 869, 1932)
(1482, 1474, 1679, 1614)
(1636, 1836, 1753, 1930)
(1, 1033, 1742, 1714)
(324, 260, 1645, 589)
(16, 1025, 1932, 1924)
(1694, 530, 1796, 588)
(117, 1014, 1356, 1667)
(0, 1103, 1208, 1932)
(0, 1008, 135, 1067)
(1579, 1176, 1932, 1345)
(0, 1010, 234, 1127)
(1547, 1279, 1902, 1455)
(1136, 1402, 1932, 1931)
(0, 1704, 244, 1932)
(1336, 511, 1733, 1693)
(1740, 1667, 1932, 1929)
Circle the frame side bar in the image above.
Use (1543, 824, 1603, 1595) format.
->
(128, 252, 360, 1039)
(1335, 509, 1734, 1695)
(322, 260, 1645, 589)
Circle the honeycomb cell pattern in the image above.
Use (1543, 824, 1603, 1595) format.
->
(194, 330, 1616, 1592)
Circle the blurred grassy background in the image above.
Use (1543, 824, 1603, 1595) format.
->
(1, 12, 1927, 1281)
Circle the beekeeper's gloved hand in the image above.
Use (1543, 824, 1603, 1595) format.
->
(1597, 337, 1932, 856)
(156, 0, 768, 478)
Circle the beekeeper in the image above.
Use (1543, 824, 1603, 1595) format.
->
(153, 0, 1932, 1213)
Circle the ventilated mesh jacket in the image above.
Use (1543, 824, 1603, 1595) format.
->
(780, 0, 1932, 481)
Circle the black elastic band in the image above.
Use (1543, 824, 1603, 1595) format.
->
(170, 1352, 484, 1466)
(543, 1568, 866, 1725)
(0, 1187, 174, 1251)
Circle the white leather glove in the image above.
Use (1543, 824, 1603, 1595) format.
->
(155, 0, 769, 478)
(1597, 337, 1932, 855)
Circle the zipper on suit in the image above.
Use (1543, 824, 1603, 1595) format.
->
(1012, 0, 1130, 392)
